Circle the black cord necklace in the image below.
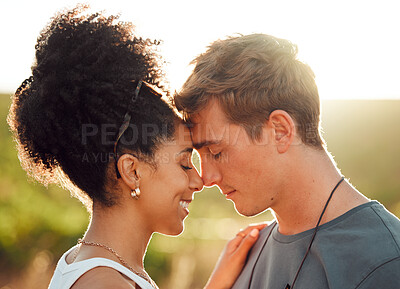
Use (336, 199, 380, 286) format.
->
(247, 176, 345, 289)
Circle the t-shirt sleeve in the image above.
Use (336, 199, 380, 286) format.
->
(355, 256, 400, 289)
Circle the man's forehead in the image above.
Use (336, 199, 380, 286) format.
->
(187, 99, 231, 146)
(189, 121, 218, 148)
(191, 100, 228, 125)
(189, 117, 229, 149)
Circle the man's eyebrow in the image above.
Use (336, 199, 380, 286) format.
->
(177, 147, 193, 155)
(192, 140, 221, 150)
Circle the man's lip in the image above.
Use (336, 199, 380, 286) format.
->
(224, 190, 236, 196)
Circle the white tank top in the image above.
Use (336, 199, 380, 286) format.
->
(48, 246, 155, 289)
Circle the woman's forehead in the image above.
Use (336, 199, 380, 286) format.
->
(174, 123, 193, 147)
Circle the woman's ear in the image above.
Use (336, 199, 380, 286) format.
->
(268, 110, 296, 153)
(117, 154, 140, 189)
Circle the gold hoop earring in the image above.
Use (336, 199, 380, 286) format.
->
(131, 187, 140, 200)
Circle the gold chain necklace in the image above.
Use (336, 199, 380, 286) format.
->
(73, 239, 156, 288)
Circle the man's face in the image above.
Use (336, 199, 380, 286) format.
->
(190, 99, 282, 216)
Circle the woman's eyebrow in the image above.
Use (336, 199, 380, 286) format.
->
(177, 147, 193, 155)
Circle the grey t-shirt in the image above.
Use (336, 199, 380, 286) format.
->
(232, 201, 400, 289)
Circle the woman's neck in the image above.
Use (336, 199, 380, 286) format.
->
(81, 202, 152, 271)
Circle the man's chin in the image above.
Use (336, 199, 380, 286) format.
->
(233, 203, 266, 217)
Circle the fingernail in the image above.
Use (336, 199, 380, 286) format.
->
(250, 229, 259, 237)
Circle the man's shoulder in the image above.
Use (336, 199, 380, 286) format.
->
(258, 221, 277, 238)
(232, 202, 400, 289)
(332, 201, 400, 249)
(369, 201, 400, 243)
(320, 201, 400, 254)
(230, 221, 277, 289)
(245, 221, 277, 261)
(316, 201, 400, 288)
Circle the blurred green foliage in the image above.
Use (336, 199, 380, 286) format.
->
(0, 94, 89, 287)
(0, 94, 399, 289)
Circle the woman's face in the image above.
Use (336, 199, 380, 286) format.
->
(138, 123, 203, 235)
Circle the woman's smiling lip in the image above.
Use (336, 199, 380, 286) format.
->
(179, 199, 192, 213)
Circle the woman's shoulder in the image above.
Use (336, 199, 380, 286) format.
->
(70, 266, 136, 289)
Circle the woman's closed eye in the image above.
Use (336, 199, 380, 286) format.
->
(177, 149, 194, 171)
(181, 164, 193, 170)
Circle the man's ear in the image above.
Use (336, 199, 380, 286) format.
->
(117, 154, 141, 189)
(267, 110, 296, 153)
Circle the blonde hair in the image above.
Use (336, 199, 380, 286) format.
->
(174, 33, 324, 148)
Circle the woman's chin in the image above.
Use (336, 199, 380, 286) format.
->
(158, 223, 185, 237)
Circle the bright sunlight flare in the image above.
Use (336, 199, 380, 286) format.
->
(1, 0, 399, 99)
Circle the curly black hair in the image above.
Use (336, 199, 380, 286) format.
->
(7, 5, 177, 209)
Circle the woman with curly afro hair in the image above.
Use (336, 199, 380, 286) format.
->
(7, 5, 265, 289)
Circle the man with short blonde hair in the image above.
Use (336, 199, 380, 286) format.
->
(174, 33, 400, 288)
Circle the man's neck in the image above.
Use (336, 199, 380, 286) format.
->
(272, 149, 369, 235)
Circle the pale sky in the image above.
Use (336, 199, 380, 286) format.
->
(1, 0, 399, 99)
